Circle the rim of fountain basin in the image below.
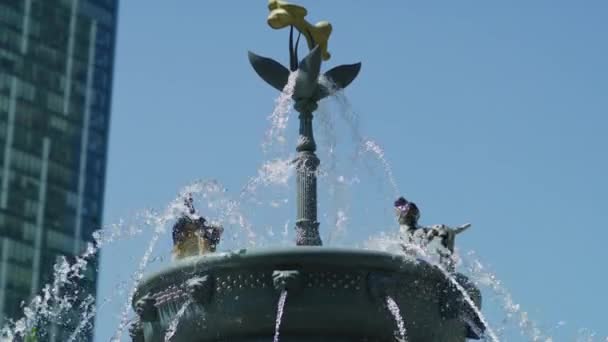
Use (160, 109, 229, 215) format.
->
(133, 247, 443, 298)
(131, 247, 484, 341)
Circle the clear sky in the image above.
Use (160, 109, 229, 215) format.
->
(94, 1, 607, 341)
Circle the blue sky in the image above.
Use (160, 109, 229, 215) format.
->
(94, 1, 607, 341)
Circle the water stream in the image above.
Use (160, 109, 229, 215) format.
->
(262, 71, 299, 153)
(319, 76, 400, 198)
(67, 295, 112, 342)
(273, 290, 288, 342)
(110, 184, 209, 341)
(462, 251, 551, 341)
(386, 295, 408, 341)
(164, 299, 192, 342)
(1, 207, 150, 340)
(368, 237, 500, 342)
(462, 315, 485, 340)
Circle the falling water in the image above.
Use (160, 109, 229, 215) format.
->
(273, 290, 288, 342)
(164, 299, 192, 342)
(236, 157, 294, 247)
(110, 216, 175, 340)
(462, 315, 485, 340)
(462, 251, 552, 341)
(318, 76, 363, 146)
(111, 180, 238, 341)
(408, 242, 499, 342)
(318, 76, 400, 197)
(315, 102, 346, 244)
(367, 233, 608, 341)
(1, 210, 146, 340)
(240, 157, 295, 201)
(327, 208, 349, 243)
(206, 185, 258, 246)
(365, 237, 500, 342)
(231, 71, 299, 245)
(67, 294, 115, 342)
(386, 295, 408, 341)
(263, 71, 299, 152)
(316, 84, 399, 244)
(315, 100, 341, 180)
(66, 295, 96, 342)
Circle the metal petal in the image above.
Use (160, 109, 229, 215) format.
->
(317, 62, 362, 100)
(248, 51, 290, 92)
(324, 62, 361, 90)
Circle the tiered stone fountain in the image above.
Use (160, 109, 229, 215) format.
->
(128, 2, 485, 341)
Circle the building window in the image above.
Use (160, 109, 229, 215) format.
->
(46, 229, 75, 254)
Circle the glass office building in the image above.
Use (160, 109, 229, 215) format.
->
(0, 0, 117, 340)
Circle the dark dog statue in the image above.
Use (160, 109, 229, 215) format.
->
(172, 195, 224, 259)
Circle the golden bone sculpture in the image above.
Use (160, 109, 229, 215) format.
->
(267, 0, 332, 61)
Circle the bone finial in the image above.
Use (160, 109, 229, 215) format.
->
(267, 0, 332, 61)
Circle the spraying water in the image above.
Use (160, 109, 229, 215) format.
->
(462, 251, 552, 341)
(404, 241, 499, 342)
(316, 85, 399, 244)
(164, 299, 192, 342)
(67, 294, 115, 342)
(362, 139, 399, 197)
(263, 71, 299, 152)
(240, 157, 295, 201)
(318, 75, 400, 198)
(364, 234, 500, 342)
(110, 215, 177, 340)
(315, 102, 350, 244)
(111, 180, 244, 341)
(462, 315, 485, 340)
(1, 212, 146, 340)
(238, 70, 300, 239)
(110, 200, 193, 340)
(273, 290, 288, 342)
(386, 295, 408, 341)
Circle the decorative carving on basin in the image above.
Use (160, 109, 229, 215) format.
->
(367, 272, 398, 302)
(134, 294, 158, 322)
(132, 248, 484, 342)
(186, 275, 214, 305)
(272, 270, 302, 293)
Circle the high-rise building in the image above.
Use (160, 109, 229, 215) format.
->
(0, 0, 118, 340)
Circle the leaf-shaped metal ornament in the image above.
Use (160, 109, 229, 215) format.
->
(248, 51, 290, 92)
(317, 62, 361, 100)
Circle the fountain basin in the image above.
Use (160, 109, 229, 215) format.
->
(131, 247, 483, 342)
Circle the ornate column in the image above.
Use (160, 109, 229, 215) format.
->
(294, 99, 322, 245)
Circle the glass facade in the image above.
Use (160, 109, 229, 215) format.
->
(0, 0, 117, 340)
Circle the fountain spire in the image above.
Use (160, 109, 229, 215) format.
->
(248, 0, 361, 245)
(129, 3, 486, 341)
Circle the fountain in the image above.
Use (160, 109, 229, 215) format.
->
(126, 1, 486, 341)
